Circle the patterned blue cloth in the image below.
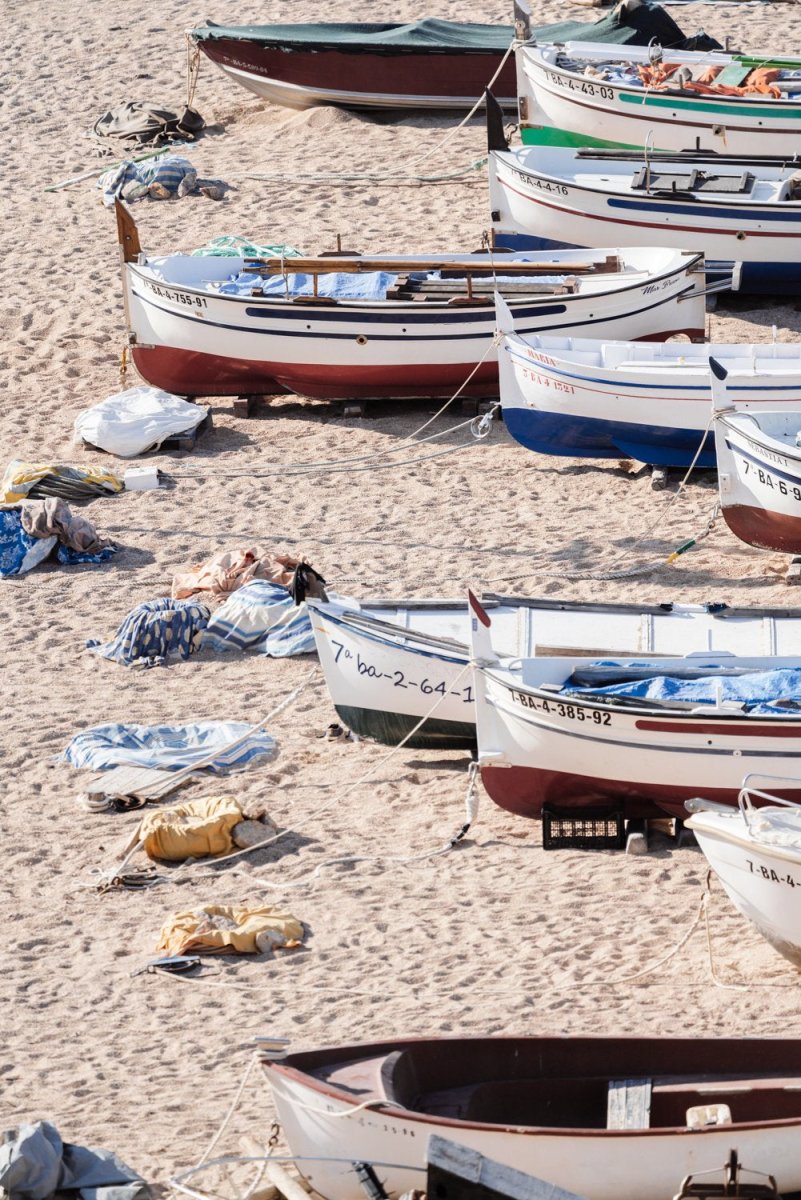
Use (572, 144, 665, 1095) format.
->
(86, 598, 211, 667)
(0, 510, 56, 577)
(98, 155, 196, 207)
(56, 544, 117, 566)
(63, 721, 277, 772)
(200, 581, 314, 657)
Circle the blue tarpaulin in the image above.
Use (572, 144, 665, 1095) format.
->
(565, 663, 801, 716)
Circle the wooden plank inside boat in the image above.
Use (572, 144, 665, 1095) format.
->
(607, 1079, 652, 1130)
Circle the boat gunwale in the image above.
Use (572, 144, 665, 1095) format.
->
(127, 251, 704, 314)
(719, 411, 801, 467)
(688, 811, 801, 864)
(495, 148, 801, 212)
(264, 1036, 801, 1138)
(526, 46, 801, 113)
(482, 658, 801, 726)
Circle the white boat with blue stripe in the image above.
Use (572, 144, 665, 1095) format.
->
(497, 313, 801, 468)
(486, 94, 801, 292)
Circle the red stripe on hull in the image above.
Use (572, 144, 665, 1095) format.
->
(722, 501, 801, 554)
(501, 179, 801, 241)
(635, 718, 801, 736)
(133, 333, 704, 400)
(132, 345, 500, 400)
(198, 40, 517, 105)
(481, 764, 801, 822)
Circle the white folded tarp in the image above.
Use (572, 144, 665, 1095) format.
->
(74, 387, 207, 457)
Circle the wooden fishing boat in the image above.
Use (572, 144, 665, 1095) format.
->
(497, 315, 801, 467)
(487, 98, 801, 292)
(517, 41, 801, 156)
(188, 3, 704, 113)
(262, 1034, 801, 1200)
(308, 594, 801, 751)
(115, 204, 705, 401)
(712, 359, 801, 554)
(687, 781, 801, 966)
(469, 592, 801, 822)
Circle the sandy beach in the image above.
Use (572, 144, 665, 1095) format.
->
(4, 0, 801, 1189)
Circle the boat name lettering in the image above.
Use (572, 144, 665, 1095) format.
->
(740, 457, 801, 499)
(513, 169, 568, 197)
(746, 857, 800, 887)
(642, 278, 675, 294)
(328, 638, 473, 704)
(529, 352, 557, 367)
(511, 690, 611, 724)
(545, 69, 614, 100)
(143, 278, 208, 308)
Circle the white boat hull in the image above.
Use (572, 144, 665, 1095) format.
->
(688, 808, 801, 965)
(268, 1070, 801, 1200)
(499, 334, 801, 468)
(310, 598, 801, 750)
(473, 655, 801, 821)
(716, 411, 801, 553)
(489, 147, 801, 264)
(517, 43, 801, 156)
(123, 249, 705, 399)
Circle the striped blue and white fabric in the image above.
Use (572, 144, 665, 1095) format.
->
(86, 598, 211, 667)
(98, 155, 197, 207)
(63, 721, 277, 772)
(200, 581, 315, 657)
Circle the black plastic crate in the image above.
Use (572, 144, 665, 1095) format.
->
(542, 806, 625, 851)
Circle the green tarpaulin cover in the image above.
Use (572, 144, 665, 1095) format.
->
(191, 7, 719, 53)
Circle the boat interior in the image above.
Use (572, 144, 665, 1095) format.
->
(723, 409, 801, 446)
(282, 1040, 801, 1131)
(519, 337, 801, 374)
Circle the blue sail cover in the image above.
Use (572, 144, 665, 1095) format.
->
(565, 665, 801, 716)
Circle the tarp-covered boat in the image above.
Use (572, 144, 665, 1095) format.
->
(469, 593, 801, 822)
(263, 1035, 801, 1200)
(116, 204, 704, 401)
(189, 3, 712, 112)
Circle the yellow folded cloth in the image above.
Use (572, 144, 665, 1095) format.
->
(157, 904, 304, 956)
(137, 794, 244, 862)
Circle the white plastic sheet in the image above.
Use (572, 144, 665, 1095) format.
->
(74, 387, 207, 458)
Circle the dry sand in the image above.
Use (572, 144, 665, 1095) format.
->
(4, 0, 801, 1190)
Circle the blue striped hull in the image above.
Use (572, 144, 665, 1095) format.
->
(503, 407, 716, 468)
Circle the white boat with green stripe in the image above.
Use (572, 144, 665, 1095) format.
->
(517, 40, 801, 155)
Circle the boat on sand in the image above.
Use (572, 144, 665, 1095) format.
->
(115, 203, 705, 401)
(263, 1035, 801, 1200)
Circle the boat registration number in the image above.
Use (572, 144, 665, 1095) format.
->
(329, 638, 473, 704)
(510, 690, 612, 724)
(143, 278, 208, 308)
(521, 367, 575, 393)
(512, 168, 568, 197)
(741, 458, 801, 500)
(545, 70, 615, 101)
(746, 858, 801, 888)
